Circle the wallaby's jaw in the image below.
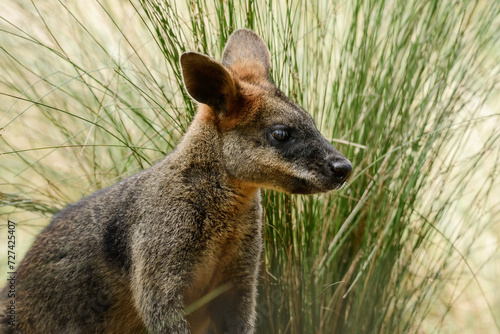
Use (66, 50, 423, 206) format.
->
(181, 29, 352, 195)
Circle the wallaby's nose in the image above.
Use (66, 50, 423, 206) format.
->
(328, 159, 352, 183)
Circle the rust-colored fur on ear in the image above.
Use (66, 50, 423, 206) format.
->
(216, 80, 267, 132)
(222, 29, 271, 83)
(229, 61, 272, 86)
(181, 30, 274, 129)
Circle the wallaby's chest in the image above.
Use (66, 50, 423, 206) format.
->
(181, 203, 262, 332)
(184, 201, 261, 300)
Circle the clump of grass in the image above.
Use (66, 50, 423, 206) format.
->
(1, 0, 499, 333)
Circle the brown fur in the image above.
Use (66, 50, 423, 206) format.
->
(0, 29, 351, 334)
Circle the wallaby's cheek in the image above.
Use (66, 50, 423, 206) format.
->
(221, 123, 352, 194)
(221, 143, 318, 194)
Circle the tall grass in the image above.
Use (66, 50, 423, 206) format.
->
(1, 0, 499, 333)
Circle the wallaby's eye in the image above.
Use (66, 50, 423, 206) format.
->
(271, 129, 290, 141)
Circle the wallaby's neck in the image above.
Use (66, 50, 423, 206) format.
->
(171, 105, 223, 167)
(169, 105, 259, 206)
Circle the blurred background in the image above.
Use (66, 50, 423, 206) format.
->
(1, 0, 499, 333)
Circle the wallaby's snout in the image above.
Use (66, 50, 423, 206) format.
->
(326, 156, 353, 186)
(267, 123, 353, 194)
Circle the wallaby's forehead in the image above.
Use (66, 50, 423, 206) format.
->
(258, 89, 315, 126)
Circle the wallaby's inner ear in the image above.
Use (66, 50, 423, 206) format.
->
(181, 52, 236, 112)
(222, 29, 271, 79)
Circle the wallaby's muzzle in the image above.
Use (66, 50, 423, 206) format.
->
(327, 157, 353, 185)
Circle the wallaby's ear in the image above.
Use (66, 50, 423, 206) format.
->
(181, 52, 236, 112)
(222, 29, 271, 79)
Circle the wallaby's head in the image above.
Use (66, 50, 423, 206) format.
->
(180, 29, 352, 194)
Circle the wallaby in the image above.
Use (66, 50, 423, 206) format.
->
(1, 29, 352, 334)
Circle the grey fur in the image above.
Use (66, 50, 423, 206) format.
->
(0, 29, 351, 334)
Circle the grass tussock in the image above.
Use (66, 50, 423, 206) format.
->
(1, 0, 500, 333)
